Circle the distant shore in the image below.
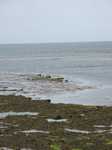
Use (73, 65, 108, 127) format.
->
(0, 95, 112, 149)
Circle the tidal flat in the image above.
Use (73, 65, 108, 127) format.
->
(0, 95, 112, 150)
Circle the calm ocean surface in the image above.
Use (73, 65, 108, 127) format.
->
(0, 42, 112, 105)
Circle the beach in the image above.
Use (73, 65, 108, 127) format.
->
(0, 95, 112, 149)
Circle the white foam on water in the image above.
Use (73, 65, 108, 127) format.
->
(65, 128, 91, 134)
(0, 112, 39, 119)
(65, 128, 107, 134)
(0, 148, 13, 150)
(94, 130, 107, 133)
(20, 148, 32, 150)
(47, 119, 67, 123)
(20, 129, 49, 134)
(94, 125, 107, 128)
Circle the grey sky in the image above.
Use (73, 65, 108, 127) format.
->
(0, 0, 112, 43)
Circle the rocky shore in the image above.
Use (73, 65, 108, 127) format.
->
(0, 95, 112, 150)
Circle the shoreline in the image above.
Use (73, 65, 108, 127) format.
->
(0, 72, 112, 106)
(0, 95, 112, 149)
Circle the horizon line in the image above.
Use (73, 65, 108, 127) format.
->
(0, 40, 112, 45)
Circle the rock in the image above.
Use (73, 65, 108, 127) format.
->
(54, 115, 63, 120)
(37, 74, 42, 77)
(46, 99, 51, 103)
(46, 75, 51, 79)
(65, 80, 69, 83)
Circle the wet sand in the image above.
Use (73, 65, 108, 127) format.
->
(0, 95, 112, 149)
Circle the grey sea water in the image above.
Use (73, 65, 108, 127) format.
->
(0, 42, 112, 105)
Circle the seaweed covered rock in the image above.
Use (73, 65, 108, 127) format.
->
(54, 115, 63, 120)
(28, 74, 64, 82)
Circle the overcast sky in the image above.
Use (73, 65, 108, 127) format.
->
(0, 0, 112, 43)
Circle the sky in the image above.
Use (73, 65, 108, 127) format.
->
(0, 0, 112, 44)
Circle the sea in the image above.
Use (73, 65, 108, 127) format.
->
(0, 42, 112, 106)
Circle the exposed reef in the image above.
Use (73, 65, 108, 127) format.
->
(27, 74, 64, 82)
(0, 95, 112, 149)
